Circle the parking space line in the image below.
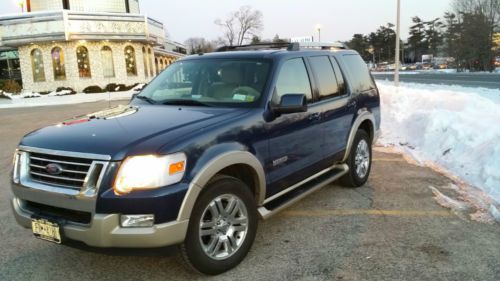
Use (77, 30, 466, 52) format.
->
(282, 209, 451, 217)
(373, 158, 406, 162)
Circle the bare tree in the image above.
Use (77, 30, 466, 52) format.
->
(215, 6, 263, 46)
(214, 16, 237, 46)
(184, 37, 215, 54)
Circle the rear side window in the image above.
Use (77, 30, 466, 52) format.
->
(274, 58, 313, 103)
(330, 57, 346, 95)
(342, 54, 375, 93)
(309, 56, 340, 100)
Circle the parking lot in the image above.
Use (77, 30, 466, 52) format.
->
(0, 101, 499, 281)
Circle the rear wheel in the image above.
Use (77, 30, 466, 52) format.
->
(340, 129, 372, 187)
(179, 175, 257, 275)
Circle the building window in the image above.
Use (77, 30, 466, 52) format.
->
(125, 0, 130, 13)
(30, 48, 45, 82)
(124, 45, 137, 76)
(62, 0, 70, 9)
(51, 47, 66, 81)
(155, 58, 159, 76)
(76, 46, 91, 78)
(101, 46, 115, 78)
(148, 48, 154, 77)
(142, 47, 148, 77)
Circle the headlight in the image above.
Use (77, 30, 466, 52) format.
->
(113, 153, 186, 195)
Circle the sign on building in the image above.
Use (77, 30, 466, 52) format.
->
(291, 36, 314, 43)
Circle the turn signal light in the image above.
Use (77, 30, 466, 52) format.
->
(169, 161, 185, 175)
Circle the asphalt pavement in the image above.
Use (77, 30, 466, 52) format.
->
(372, 72, 500, 89)
(0, 101, 499, 281)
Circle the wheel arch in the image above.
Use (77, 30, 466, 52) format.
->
(177, 150, 266, 221)
(342, 110, 376, 163)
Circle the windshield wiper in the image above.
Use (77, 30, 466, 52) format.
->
(162, 99, 212, 107)
(135, 95, 157, 104)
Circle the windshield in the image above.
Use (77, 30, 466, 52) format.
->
(137, 59, 271, 107)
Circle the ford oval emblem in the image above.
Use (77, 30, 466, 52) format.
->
(45, 163, 63, 175)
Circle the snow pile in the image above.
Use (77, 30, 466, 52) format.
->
(377, 80, 500, 219)
(0, 89, 139, 109)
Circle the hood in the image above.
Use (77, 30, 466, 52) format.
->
(20, 104, 247, 160)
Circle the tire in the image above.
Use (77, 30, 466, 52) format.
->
(340, 129, 372, 187)
(179, 175, 258, 275)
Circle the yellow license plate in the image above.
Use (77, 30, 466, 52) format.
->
(31, 218, 62, 244)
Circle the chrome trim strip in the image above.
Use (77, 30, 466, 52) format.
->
(258, 164, 349, 220)
(29, 156, 92, 167)
(29, 171, 85, 182)
(30, 179, 80, 190)
(18, 146, 111, 161)
(263, 167, 333, 204)
(29, 164, 88, 174)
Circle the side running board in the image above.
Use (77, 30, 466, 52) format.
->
(258, 164, 349, 220)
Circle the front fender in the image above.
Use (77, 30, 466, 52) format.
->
(177, 147, 266, 221)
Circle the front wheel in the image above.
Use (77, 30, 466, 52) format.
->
(179, 175, 257, 275)
(340, 129, 372, 187)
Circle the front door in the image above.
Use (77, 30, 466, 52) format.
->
(265, 58, 325, 198)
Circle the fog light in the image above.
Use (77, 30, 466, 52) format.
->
(120, 214, 154, 228)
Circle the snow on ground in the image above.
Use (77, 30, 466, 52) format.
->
(0, 85, 144, 109)
(377, 80, 500, 222)
(372, 67, 500, 75)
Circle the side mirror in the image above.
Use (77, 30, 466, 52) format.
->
(130, 93, 138, 102)
(273, 94, 307, 114)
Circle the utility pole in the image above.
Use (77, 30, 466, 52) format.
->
(394, 0, 401, 86)
(315, 24, 322, 42)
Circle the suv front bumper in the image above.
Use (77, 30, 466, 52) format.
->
(12, 197, 188, 248)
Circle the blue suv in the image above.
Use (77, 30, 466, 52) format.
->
(11, 42, 380, 274)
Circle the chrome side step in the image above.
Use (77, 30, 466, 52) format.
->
(258, 164, 349, 220)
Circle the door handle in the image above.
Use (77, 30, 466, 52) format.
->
(308, 113, 321, 121)
(347, 100, 357, 108)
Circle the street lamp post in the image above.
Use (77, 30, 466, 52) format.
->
(315, 24, 322, 42)
(394, 0, 401, 87)
(19, 1, 25, 13)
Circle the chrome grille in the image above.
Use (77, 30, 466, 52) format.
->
(28, 152, 93, 190)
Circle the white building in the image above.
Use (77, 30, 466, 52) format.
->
(0, 0, 186, 92)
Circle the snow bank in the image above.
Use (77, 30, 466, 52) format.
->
(0, 90, 138, 109)
(377, 80, 500, 213)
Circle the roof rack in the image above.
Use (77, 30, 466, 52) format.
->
(216, 42, 347, 52)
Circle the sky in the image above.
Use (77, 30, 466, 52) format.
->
(2, 0, 451, 43)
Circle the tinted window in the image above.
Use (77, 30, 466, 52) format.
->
(274, 58, 312, 103)
(330, 57, 346, 95)
(309, 56, 339, 100)
(342, 54, 375, 93)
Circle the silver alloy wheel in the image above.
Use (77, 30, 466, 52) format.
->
(354, 139, 370, 179)
(199, 194, 249, 260)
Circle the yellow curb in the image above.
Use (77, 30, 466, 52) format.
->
(282, 209, 452, 217)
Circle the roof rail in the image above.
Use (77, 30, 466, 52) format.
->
(216, 42, 347, 52)
(216, 42, 293, 52)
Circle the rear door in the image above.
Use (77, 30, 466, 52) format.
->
(307, 55, 353, 164)
(265, 57, 325, 198)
